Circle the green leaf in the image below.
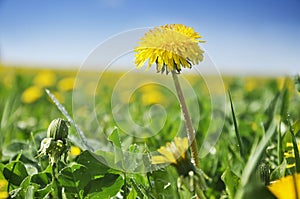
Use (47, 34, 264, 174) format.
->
(270, 160, 286, 181)
(235, 118, 278, 199)
(152, 167, 180, 199)
(279, 79, 290, 121)
(3, 161, 28, 187)
(221, 168, 240, 198)
(264, 93, 280, 129)
(25, 185, 35, 199)
(31, 172, 52, 189)
(241, 175, 276, 199)
(288, 121, 300, 173)
(84, 174, 123, 198)
(18, 176, 33, 198)
(293, 120, 300, 136)
(57, 162, 91, 198)
(76, 150, 112, 177)
(35, 184, 52, 199)
(108, 127, 124, 169)
(127, 186, 138, 199)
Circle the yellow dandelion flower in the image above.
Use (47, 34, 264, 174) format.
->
(152, 137, 188, 165)
(69, 146, 81, 156)
(33, 71, 56, 88)
(21, 86, 43, 104)
(134, 24, 205, 74)
(152, 137, 195, 176)
(268, 174, 300, 199)
(58, 77, 76, 92)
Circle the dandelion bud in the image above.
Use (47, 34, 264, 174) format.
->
(47, 118, 69, 141)
(37, 118, 70, 164)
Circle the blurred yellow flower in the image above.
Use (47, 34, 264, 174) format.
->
(69, 146, 81, 156)
(142, 91, 163, 105)
(134, 24, 205, 74)
(245, 78, 257, 92)
(58, 77, 76, 92)
(151, 137, 188, 165)
(268, 174, 300, 199)
(52, 91, 65, 103)
(21, 86, 43, 104)
(0, 191, 8, 199)
(140, 84, 164, 105)
(33, 71, 56, 88)
(2, 72, 15, 89)
(0, 179, 8, 199)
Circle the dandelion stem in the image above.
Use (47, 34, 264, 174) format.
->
(171, 71, 200, 168)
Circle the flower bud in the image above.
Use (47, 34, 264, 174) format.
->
(47, 118, 69, 141)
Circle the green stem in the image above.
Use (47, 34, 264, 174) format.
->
(171, 71, 200, 169)
(51, 163, 62, 198)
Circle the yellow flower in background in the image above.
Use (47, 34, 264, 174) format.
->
(58, 77, 76, 92)
(21, 86, 43, 104)
(33, 71, 56, 88)
(69, 146, 81, 156)
(142, 91, 163, 105)
(140, 84, 164, 105)
(52, 91, 65, 103)
(151, 137, 188, 165)
(245, 78, 257, 92)
(268, 174, 300, 199)
(2, 72, 15, 89)
(134, 24, 205, 74)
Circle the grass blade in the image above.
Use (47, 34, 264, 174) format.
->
(288, 119, 300, 173)
(228, 90, 245, 161)
(45, 89, 93, 151)
(235, 118, 278, 199)
(277, 121, 283, 165)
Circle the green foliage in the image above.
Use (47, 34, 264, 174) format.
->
(1, 68, 300, 198)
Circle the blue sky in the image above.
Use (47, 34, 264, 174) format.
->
(0, 0, 299, 75)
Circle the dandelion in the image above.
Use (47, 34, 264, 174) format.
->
(151, 137, 195, 176)
(58, 77, 76, 92)
(33, 71, 56, 88)
(134, 24, 205, 74)
(21, 86, 43, 104)
(134, 24, 205, 168)
(268, 173, 300, 199)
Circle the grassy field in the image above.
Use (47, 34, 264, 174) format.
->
(0, 65, 300, 198)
